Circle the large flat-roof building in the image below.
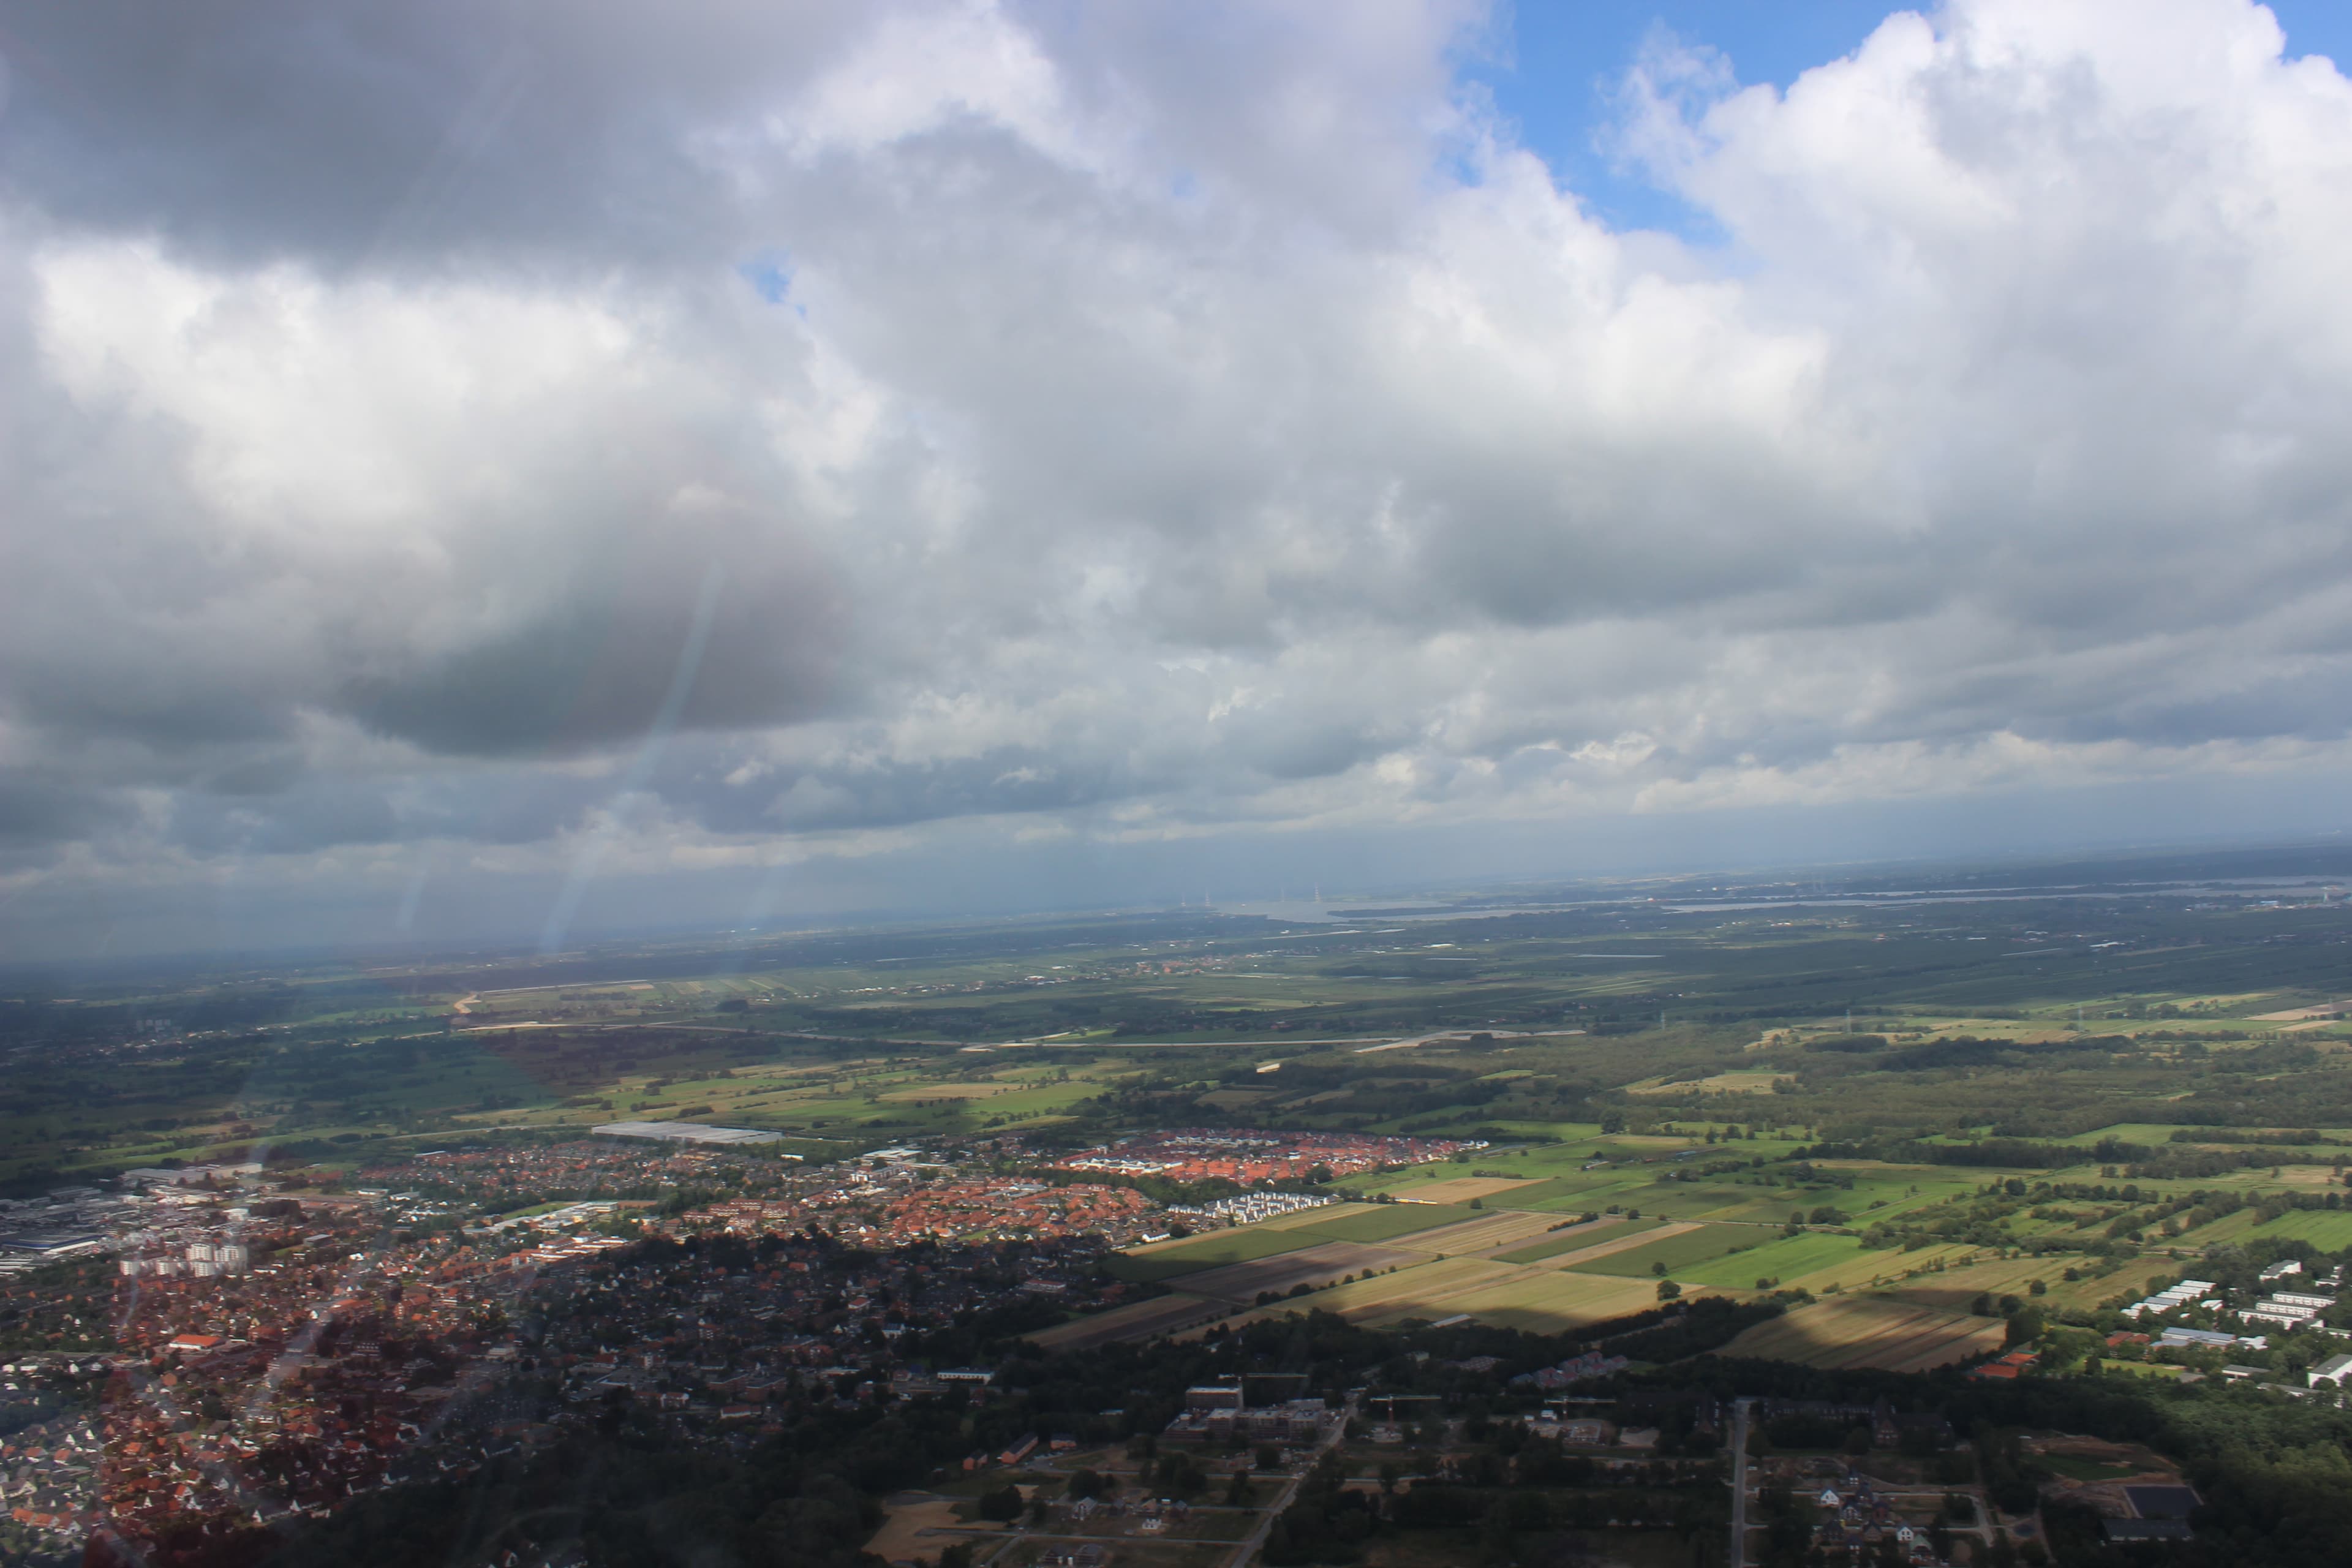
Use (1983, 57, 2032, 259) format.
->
(590, 1120, 782, 1147)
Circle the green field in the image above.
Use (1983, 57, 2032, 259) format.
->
(1519, 1181, 1655, 1214)
(2248, 1208, 2352, 1250)
(1571, 1223, 1762, 1278)
(1638, 1185, 1812, 1224)
(1676, 1229, 1866, 1287)
(1425, 1175, 1591, 1208)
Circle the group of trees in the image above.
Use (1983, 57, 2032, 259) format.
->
(1265, 1435, 1725, 1567)
(1697, 1348, 2352, 1568)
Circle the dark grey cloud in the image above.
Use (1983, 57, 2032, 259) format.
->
(339, 520, 846, 757)
(0, 0, 852, 270)
(0, 767, 136, 845)
(167, 782, 401, 858)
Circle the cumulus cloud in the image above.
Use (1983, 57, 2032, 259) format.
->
(3, 0, 2351, 947)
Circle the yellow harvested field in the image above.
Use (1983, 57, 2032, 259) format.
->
(875, 1082, 1009, 1101)
(1389, 1209, 1567, 1256)
(1336, 1250, 1514, 1316)
(1877, 1255, 2120, 1316)
(1254, 1202, 1394, 1232)
(1210, 1256, 1668, 1336)
(865, 1497, 965, 1566)
(1232, 1256, 1514, 1326)
(1627, 1071, 1787, 1096)
(1721, 1297, 2005, 1371)
(1418, 1270, 1664, 1334)
(1761, 1242, 1978, 1298)
(1026, 1292, 1221, 1349)
(1397, 1177, 1544, 1204)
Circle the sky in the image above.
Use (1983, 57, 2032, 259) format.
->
(6, 0, 2352, 960)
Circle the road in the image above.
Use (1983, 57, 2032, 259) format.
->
(1222, 1392, 1360, 1568)
(1352, 1029, 1543, 1055)
(1728, 1397, 1754, 1568)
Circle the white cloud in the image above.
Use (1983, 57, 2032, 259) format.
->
(4, 0, 2352, 950)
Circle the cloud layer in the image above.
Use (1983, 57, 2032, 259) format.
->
(5, 0, 2352, 950)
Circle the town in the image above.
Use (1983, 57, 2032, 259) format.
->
(1051, 1131, 1480, 1186)
(0, 1123, 1488, 1562)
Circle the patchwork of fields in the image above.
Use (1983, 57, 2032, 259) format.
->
(1493, 1216, 1665, 1265)
(1057, 1113, 2340, 1372)
(1572, 1223, 1758, 1278)
(1675, 1230, 1864, 1289)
